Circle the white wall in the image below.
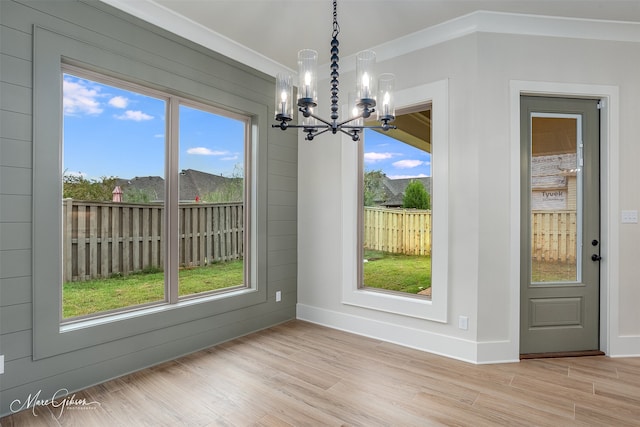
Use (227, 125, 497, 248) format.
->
(297, 13, 640, 363)
(298, 34, 486, 363)
(475, 31, 640, 357)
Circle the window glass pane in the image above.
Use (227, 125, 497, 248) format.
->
(62, 72, 167, 319)
(362, 109, 432, 297)
(530, 115, 581, 283)
(178, 104, 246, 298)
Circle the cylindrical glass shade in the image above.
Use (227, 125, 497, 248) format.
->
(348, 92, 363, 127)
(275, 73, 293, 121)
(356, 50, 376, 105)
(297, 49, 318, 106)
(377, 73, 396, 122)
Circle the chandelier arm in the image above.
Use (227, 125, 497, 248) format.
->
(335, 113, 367, 128)
(339, 123, 393, 128)
(301, 107, 334, 127)
(309, 127, 332, 138)
(341, 124, 398, 130)
(272, 123, 330, 130)
(338, 127, 356, 138)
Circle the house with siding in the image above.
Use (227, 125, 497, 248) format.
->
(2, 0, 640, 422)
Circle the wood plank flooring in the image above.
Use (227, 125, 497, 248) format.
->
(2, 320, 640, 426)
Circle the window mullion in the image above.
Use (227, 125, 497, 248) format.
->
(166, 98, 180, 304)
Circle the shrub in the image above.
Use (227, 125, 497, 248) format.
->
(403, 180, 430, 209)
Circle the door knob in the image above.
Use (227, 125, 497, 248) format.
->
(592, 239, 599, 246)
(591, 254, 602, 262)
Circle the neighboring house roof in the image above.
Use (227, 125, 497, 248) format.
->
(117, 176, 165, 201)
(179, 169, 235, 201)
(116, 169, 236, 202)
(378, 176, 432, 207)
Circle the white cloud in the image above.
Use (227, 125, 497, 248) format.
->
(393, 159, 424, 169)
(187, 147, 230, 156)
(108, 96, 129, 108)
(364, 152, 396, 162)
(63, 79, 103, 116)
(222, 155, 239, 161)
(388, 173, 429, 179)
(154, 134, 164, 138)
(115, 110, 153, 121)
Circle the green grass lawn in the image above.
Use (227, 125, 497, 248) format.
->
(63, 260, 243, 319)
(363, 250, 431, 294)
(531, 260, 577, 282)
(64, 254, 576, 318)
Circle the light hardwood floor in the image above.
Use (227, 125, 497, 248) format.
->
(2, 320, 640, 426)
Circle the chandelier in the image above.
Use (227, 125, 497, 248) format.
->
(273, 0, 396, 141)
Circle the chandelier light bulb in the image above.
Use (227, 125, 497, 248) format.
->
(297, 50, 318, 106)
(275, 72, 293, 123)
(377, 73, 396, 124)
(362, 72, 370, 98)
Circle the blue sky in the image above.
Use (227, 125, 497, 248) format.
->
(63, 73, 430, 181)
(63, 74, 244, 180)
(363, 129, 431, 179)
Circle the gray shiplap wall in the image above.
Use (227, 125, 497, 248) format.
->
(0, 0, 297, 417)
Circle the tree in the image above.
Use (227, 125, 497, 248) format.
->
(202, 164, 244, 203)
(364, 169, 387, 206)
(123, 187, 155, 203)
(402, 180, 430, 209)
(63, 174, 118, 201)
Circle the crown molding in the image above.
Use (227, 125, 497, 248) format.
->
(99, 1, 640, 77)
(348, 10, 640, 73)
(98, 0, 294, 77)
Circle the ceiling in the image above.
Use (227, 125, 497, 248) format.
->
(103, 1, 640, 150)
(144, 0, 640, 71)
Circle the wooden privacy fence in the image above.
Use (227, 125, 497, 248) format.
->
(531, 210, 577, 262)
(63, 199, 243, 282)
(364, 207, 577, 262)
(364, 207, 432, 255)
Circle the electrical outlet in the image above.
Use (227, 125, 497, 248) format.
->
(621, 210, 638, 224)
(275, 291, 281, 302)
(0, 355, 4, 374)
(458, 316, 469, 330)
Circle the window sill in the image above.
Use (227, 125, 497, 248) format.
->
(342, 287, 446, 322)
(60, 287, 255, 333)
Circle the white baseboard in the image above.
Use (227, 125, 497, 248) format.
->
(610, 335, 640, 358)
(476, 340, 520, 364)
(297, 303, 493, 364)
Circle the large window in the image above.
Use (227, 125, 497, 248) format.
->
(32, 27, 267, 360)
(61, 66, 250, 321)
(342, 80, 448, 322)
(361, 108, 432, 299)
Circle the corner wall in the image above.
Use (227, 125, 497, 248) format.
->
(297, 16, 640, 363)
(297, 34, 485, 363)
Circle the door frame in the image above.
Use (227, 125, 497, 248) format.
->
(509, 80, 620, 360)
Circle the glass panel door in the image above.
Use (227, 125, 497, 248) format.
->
(530, 114, 582, 284)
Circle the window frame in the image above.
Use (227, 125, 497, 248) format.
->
(32, 27, 268, 359)
(172, 99, 252, 303)
(341, 79, 449, 322)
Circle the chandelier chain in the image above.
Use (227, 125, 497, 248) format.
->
(330, 0, 340, 120)
(332, 0, 340, 38)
